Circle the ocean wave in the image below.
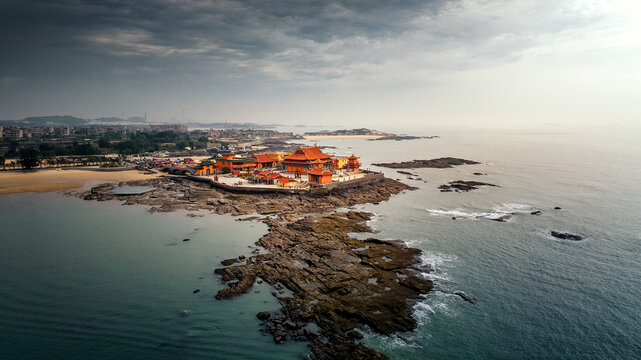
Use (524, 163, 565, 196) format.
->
(425, 203, 535, 222)
(361, 251, 458, 352)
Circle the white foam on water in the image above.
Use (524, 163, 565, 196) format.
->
(362, 251, 458, 352)
(425, 203, 535, 222)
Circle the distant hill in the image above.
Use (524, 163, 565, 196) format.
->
(8, 115, 88, 126)
(186, 122, 277, 129)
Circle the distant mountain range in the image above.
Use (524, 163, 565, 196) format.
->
(1, 115, 278, 129)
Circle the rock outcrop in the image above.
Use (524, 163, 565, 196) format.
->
(373, 157, 479, 169)
(215, 212, 432, 359)
(551, 231, 583, 241)
(438, 180, 498, 192)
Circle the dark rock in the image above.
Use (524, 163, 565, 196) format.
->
(551, 231, 583, 241)
(214, 212, 432, 359)
(182, 238, 191, 242)
(238, 255, 246, 261)
(192, 289, 200, 293)
(530, 211, 542, 215)
(347, 330, 364, 340)
(473, 172, 486, 176)
(221, 258, 239, 266)
(554, 206, 562, 210)
(439, 180, 499, 192)
(452, 217, 456, 220)
(256, 311, 271, 320)
(454, 291, 477, 304)
(488, 215, 511, 222)
(373, 157, 477, 169)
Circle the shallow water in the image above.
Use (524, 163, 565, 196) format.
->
(2, 128, 641, 359)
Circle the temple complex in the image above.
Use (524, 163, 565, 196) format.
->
(193, 145, 365, 189)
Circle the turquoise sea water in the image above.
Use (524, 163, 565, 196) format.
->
(2, 128, 641, 359)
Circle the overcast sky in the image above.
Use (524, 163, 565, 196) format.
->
(1, 0, 639, 129)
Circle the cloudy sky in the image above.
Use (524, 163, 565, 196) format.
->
(0, 0, 639, 129)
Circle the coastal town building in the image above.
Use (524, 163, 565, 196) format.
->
(215, 155, 255, 173)
(3, 126, 23, 140)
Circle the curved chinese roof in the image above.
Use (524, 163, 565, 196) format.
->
(282, 146, 332, 162)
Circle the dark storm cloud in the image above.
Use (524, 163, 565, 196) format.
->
(0, 0, 448, 59)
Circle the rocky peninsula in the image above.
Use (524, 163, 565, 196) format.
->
(76, 175, 432, 360)
(373, 157, 479, 169)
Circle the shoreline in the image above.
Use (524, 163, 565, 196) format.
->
(0, 169, 160, 195)
(303, 135, 385, 139)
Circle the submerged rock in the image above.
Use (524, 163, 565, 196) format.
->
(454, 291, 477, 304)
(530, 211, 542, 215)
(551, 231, 583, 241)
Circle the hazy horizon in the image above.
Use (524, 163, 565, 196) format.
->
(1, 0, 640, 130)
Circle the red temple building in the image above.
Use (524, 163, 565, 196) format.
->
(253, 153, 277, 168)
(307, 168, 333, 185)
(281, 146, 334, 175)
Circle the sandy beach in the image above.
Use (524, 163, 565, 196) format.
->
(0, 169, 160, 195)
(303, 135, 384, 140)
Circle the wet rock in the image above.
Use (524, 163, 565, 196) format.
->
(554, 206, 562, 210)
(221, 258, 239, 266)
(347, 330, 364, 340)
(439, 180, 499, 192)
(489, 215, 511, 222)
(374, 157, 479, 169)
(214, 212, 432, 359)
(183, 238, 191, 242)
(454, 291, 477, 304)
(256, 311, 271, 320)
(551, 231, 583, 241)
(192, 289, 200, 293)
(530, 211, 542, 215)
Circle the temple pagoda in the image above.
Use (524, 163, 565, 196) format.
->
(281, 145, 334, 175)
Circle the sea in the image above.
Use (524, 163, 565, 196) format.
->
(1, 126, 640, 359)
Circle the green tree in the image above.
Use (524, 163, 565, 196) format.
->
(98, 137, 111, 148)
(18, 147, 41, 170)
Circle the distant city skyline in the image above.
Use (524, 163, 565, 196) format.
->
(1, 0, 640, 130)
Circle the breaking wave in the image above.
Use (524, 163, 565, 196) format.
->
(425, 203, 535, 222)
(362, 251, 458, 352)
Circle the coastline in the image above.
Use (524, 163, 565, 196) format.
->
(303, 135, 385, 139)
(0, 169, 160, 195)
